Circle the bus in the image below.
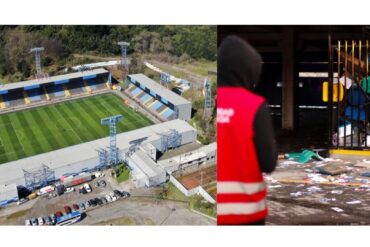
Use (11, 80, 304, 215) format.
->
(56, 211, 82, 226)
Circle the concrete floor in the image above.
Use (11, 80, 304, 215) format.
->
(266, 157, 370, 225)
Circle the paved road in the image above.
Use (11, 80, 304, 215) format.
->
(77, 197, 215, 225)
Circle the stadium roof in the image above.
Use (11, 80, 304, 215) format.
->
(0, 119, 196, 186)
(128, 74, 191, 106)
(0, 68, 109, 92)
(129, 149, 164, 178)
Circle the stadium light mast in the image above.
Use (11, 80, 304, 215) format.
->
(117, 41, 130, 87)
(30, 47, 45, 79)
(101, 115, 124, 165)
(203, 78, 212, 119)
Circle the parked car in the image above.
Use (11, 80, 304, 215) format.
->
(31, 218, 38, 226)
(44, 216, 52, 225)
(113, 190, 123, 198)
(110, 192, 117, 201)
(50, 214, 56, 224)
(79, 187, 87, 194)
(105, 194, 112, 203)
(122, 191, 130, 198)
(94, 181, 100, 188)
(79, 202, 86, 211)
(72, 204, 79, 211)
(89, 199, 97, 207)
(85, 201, 91, 208)
(25, 219, 31, 226)
(55, 211, 63, 218)
(65, 187, 75, 193)
(83, 183, 92, 193)
(99, 180, 106, 187)
(101, 197, 108, 204)
(37, 217, 44, 226)
(17, 198, 29, 205)
(95, 172, 104, 178)
(95, 198, 103, 205)
(63, 205, 72, 214)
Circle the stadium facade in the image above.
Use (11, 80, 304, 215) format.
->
(0, 119, 197, 188)
(126, 74, 192, 121)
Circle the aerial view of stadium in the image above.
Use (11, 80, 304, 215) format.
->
(0, 26, 216, 225)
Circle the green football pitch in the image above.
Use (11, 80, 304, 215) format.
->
(0, 93, 153, 164)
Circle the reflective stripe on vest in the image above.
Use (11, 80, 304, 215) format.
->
(218, 199, 266, 215)
(218, 181, 266, 195)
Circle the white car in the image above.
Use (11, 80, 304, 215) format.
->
(83, 183, 92, 193)
(95, 172, 104, 178)
(37, 217, 44, 226)
(64, 187, 75, 193)
(105, 194, 112, 203)
(25, 219, 31, 226)
(110, 192, 117, 202)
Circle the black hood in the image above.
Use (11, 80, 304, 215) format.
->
(218, 35, 263, 90)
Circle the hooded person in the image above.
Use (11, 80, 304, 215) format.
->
(217, 35, 277, 225)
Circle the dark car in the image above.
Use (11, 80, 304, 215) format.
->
(95, 198, 103, 205)
(113, 190, 123, 198)
(89, 199, 97, 207)
(72, 204, 79, 211)
(55, 211, 63, 218)
(122, 191, 130, 198)
(64, 205, 72, 214)
(79, 187, 87, 194)
(85, 201, 91, 208)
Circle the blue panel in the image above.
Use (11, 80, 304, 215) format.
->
(150, 90, 156, 97)
(152, 101, 163, 110)
(54, 79, 70, 85)
(24, 84, 40, 90)
(163, 108, 174, 118)
(0, 90, 8, 95)
(140, 94, 150, 102)
(131, 87, 141, 96)
(83, 74, 96, 80)
(162, 98, 168, 105)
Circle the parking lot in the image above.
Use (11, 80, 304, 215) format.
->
(0, 169, 215, 225)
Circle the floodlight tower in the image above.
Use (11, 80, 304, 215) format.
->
(117, 42, 130, 86)
(101, 115, 124, 165)
(203, 78, 212, 119)
(30, 47, 45, 79)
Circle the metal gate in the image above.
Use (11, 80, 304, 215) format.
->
(329, 40, 370, 149)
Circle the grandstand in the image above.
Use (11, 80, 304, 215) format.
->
(126, 74, 192, 121)
(0, 68, 110, 111)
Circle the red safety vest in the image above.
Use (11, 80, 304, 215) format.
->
(217, 86, 268, 225)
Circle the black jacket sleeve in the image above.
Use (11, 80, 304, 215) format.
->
(253, 103, 278, 173)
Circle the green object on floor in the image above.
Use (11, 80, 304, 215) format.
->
(285, 150, 322, 163)
(361, 76, 370, 94)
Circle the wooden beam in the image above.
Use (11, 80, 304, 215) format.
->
(282, 28, 297, 130)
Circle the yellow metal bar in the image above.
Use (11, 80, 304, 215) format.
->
(0, 95, 6, 109)
(158, 107, 169, 116)
(83, 80, 91, 93)
(148, 100, 158, 108)
(143, 96, 153, 105)
(22, 91, 30, 104)
(329, 149, 370, 156)
(63, 84, 70, 97)
(43, 87, 50, 100)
